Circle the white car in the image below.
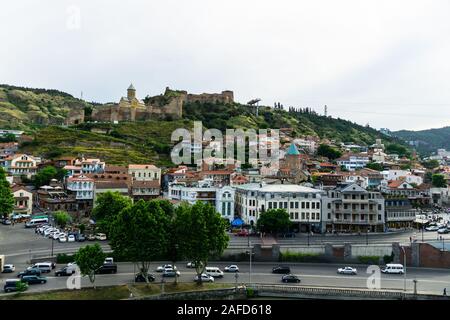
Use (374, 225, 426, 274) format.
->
(224, 265, 239, 272)
(426, 226, 440, 231)
(156, 264, 177, 272)
(193, 273, 214, 283)
(186, 261, 196, 268)
(95, 233, 107, 241)
(67, 235, 76, 242)
(44, 228, 56, 236)
(2, 264, 15, 273)
(52, 232, 62, 240)
(337, 267, 357, 275)
(59, 235, 67, 242)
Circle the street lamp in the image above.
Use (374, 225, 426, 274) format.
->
(400, 246, 407, 293)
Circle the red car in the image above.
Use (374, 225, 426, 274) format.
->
(235, 229, 249, 237)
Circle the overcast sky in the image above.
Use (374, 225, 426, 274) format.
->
(1, 0, 450, 131)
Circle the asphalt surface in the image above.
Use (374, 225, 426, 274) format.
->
(1, 261, 449, 296)
(2, 222, 450, 297)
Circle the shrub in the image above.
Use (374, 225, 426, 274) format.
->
(358, 256, 381, 264)
(383, 252, 394, 264)
(246, 287, 255, 298)
(280, 250, 321, 262)
(56, 253, 76, 264)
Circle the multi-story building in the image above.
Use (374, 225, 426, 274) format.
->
(74, 158, 105, 174)
(384, 196, 418, 229)
(235, 183, 323, 232)
(1, 154, 41, 178)
(167, 179, 235, 222)
(66, 175, 95, 215)
(336, 154, 369, 171)
(321, 183, 385, 233)
(128, 164, 161, 184)
(11, 185, 33, 215)
(131, 180, 161, 201)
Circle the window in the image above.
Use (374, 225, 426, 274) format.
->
(316, 202, 320, 209)
(295, 212, 299, 219)
(290, 202, 294, 209)
(327, 203, 331, 209)
(312, 202, 315, 209)
(284, 202, 288, 209)
(290, 212, 293, 219)
(302, 212, 305, 220)
(268, 202, 272, 209)
(328, 213, 331, 219)
(352, 194, 356, 200)
(274, 202, 278, 209)
(378, 204, 382, 210)
(295, 202, 299, 209)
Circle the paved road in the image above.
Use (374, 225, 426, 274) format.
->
(1, 262, 449, 296)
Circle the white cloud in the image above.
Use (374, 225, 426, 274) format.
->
(1, 0, 450, 130)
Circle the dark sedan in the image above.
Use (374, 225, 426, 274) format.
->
(282, 274, 301, 283)
(135, 273, 156, 282)
(272, 266, 291, 274)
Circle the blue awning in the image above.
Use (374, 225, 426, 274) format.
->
(231, 218, 244, 227)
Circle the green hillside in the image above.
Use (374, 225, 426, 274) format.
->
(393, 126, 450, 155)
(0, 84, 410, 166)
(0, 84, 91, 130)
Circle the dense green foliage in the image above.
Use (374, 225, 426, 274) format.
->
(0, 167, 14, 219)
(91, 192, 132, 234)
(74, 244, 106, 288)
(176, 202, 229, 281)
(422, 159, 440, 169)
(394, 126, 450, 155)
(54, 211, 71, 228)
(109, 200, 170, 283)
(432, 174, 447, 188)
(33, 166, 66, 188)
(0, 133, 17, 142)
(317, 144, 343, 160)
(366, 162, 384, 171)
(256, 209, 292, 235)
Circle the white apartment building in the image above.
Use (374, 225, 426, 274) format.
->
(234, 183, 323, 231)
(321, 183, 385, 233)
(2, 154, 41, 178)
(74, 158, 105, 174)
(128, 164, 161, 184)
(12, 187, 33, 215)
(66, 175, 95, 200)
(336, 154, 369, 171)
(381, 170, 423, 185)
(168, 179, 235, 222)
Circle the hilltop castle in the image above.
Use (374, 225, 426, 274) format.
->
(89, 85, 234, 123)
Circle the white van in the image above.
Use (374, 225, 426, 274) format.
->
(205, 267, 224, 278)
(29, 262, 53, 273)
(25, 218, 49, 228)
(381, 264, 404, 274)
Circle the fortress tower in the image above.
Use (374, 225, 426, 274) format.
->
(127, 83, 136, 101)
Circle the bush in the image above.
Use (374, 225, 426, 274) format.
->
(246, 287, 255, 298)
(357, 256, 381, 264)
(280, 251, 321, 262)
(56, 253, 76, 264)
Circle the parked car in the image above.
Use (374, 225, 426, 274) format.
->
(1, 219, 11, 225)
(235, 229, 249, 237)
(3, 279, 28, 293)
(156, 264, 177, 272)
(186, 261, 196, 268)
(104, 257, 114, 264)
(28, 262, 53, 273)
(2, 264, 15, 273)
(55, 266, 75, 277)
(438, 228, 449, 234)
(17, 268, 41, 278)
(21, 275, 47, 284)
(272, 266, 291, 274)
(59, 234, 67, 242)
(86, 234, 96, 241)
(281, 274, 301, 283)
(95, 233, 107, 241)
(52, 232, 62, 240)
(67, 234, 76, 242)
(224, 265, 239, 272)
(193, 274, 214, 283)
(77, 234, 86, 242)
(337, 267, 357, 275)
(162, 269, 180, 277)
(426, 225, 440, 231)
(135, 273, 156, 282)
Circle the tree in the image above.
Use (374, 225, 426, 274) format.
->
(54, 211, 71, 228)
(422, 160, 440, 170)
(92, 192, 132, 235)
(177, 202, 229, 284)
(33, 166, 57, 188)
(15, 281, 28, 293)
(257, 209, 292, 235)
(366, 162, 384, 171)
(0, 167, 14, 219)
(432, 174, 447, 188)
(74, 243, 106, 289)
(317, 144, 342, 160)
(385, 144, 410, 157)
(0, 133, 17, 143)
(109, 200, 169, 284)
